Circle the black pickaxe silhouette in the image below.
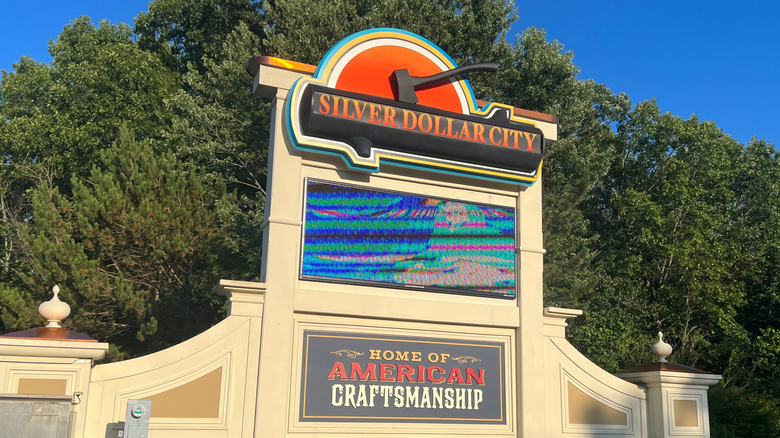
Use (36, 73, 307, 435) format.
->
(390, 62, 499, 104)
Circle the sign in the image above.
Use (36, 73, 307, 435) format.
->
(285, 28, 544, 185)
(301, 179, 517, 298)
(299, 330, 507, 423)
(297, 85, 543, 174)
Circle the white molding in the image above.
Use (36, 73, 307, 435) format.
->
(0, 339, 108, 360)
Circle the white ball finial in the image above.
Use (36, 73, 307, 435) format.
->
(651, 331, 673, 362)
(38, 285, 71, 328)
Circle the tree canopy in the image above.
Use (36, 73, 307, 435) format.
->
(0, 1, 778, 435)
(13, 125, 231, 357)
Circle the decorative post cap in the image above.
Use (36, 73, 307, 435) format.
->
(651, 331, 673, 362)
(38, 285, 71, 328)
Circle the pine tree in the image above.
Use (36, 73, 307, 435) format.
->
(8, 125, 231, 359)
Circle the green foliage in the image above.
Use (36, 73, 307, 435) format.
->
(162, 22, 270, 274)
(724, 140, 780, 385)
(265, 0, 516, 66)
(135, 0, 266, 74)
(0, 17, 179, 180)
(0, 283, 37, 331)
(1, 10, 779, 435)
(11, 126, 230, 358)
(575, 101, 747, 370)
(710, 385, 780, 438)
(0, 18, 182, 335)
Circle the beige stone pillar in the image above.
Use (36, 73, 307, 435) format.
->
(516, 175, 547, 436)
(0, 286, 109, 437)
(251, 61, 306, 438)
(617, 334, 721, 438)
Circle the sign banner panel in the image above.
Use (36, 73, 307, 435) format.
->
(297, 84, 544, 174)
(284, 28, 545, 185)
(299, 330, 507, 423)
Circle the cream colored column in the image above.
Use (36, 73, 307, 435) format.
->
(215, 280, 266, 438)
(0, 288, 109, 438)
(0, 339, 108, 438)
(620, 371, 720, 438)
(253, 87, 305, 437)
(618, 335, 721, 438)
(516, 177, 546, 437)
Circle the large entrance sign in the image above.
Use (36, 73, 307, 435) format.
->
(286, 29, 544, 185)
(1, 27, 722, 438)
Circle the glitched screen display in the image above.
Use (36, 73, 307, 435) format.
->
(301, 179, 516, 298)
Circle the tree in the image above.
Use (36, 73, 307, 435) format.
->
(0, 17, 179, 181)
(162, 22, 270, 275)
(720, 139, 780, 392)
(264, 0, 515, 67)
(137, 1, 270, 276)
(4, 126, 231, 359)
(135, 0, 266, 74)
(578, 100, 749, 371)
(0, 18, 182, 336)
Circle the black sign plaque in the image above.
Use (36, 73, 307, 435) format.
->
(298, 84, 544, 175)
(299, 330, 507, 423)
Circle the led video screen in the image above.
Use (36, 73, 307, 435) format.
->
(301, 179, 516, 298)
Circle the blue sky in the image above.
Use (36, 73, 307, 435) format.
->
(511, 1, 779, 147)
(1, 1, 777, 146)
